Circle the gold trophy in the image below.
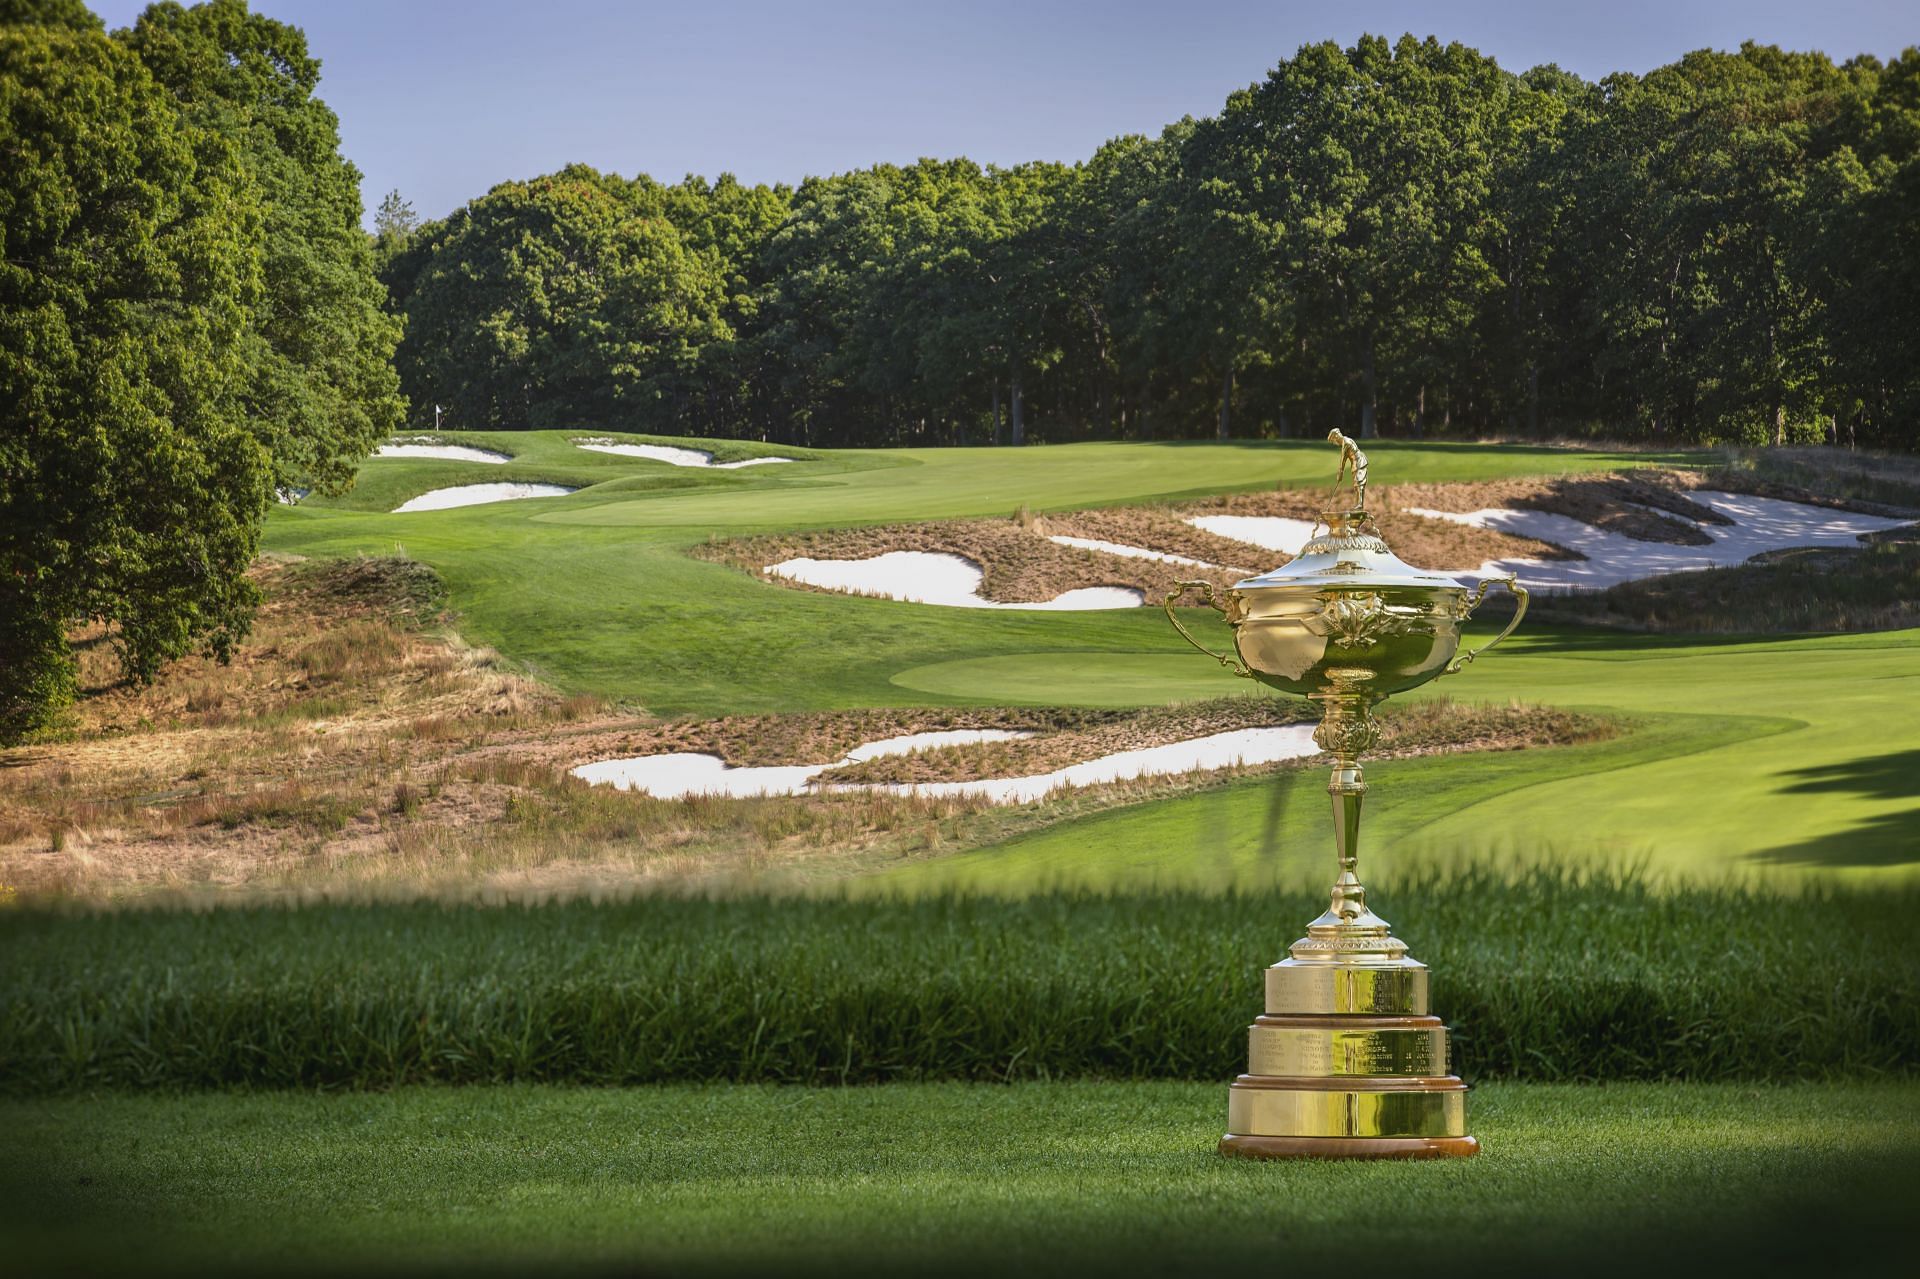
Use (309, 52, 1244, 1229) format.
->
(1165, 431, 1528, 1159)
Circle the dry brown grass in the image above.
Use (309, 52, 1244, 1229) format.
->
(1375, 473, 1727, 544)
(702, 475, 1597, 606)
(1184, 486, 1579, 564)
(825, 696, 1603, 784)
(702, 489, 1571, 606)
(0, 555, 611, 902)
(0, 551, 1609, 904)
(705, 464, 1916, 616)
(699, 517, 1209, 604)
(1670, 448, 1920, 518)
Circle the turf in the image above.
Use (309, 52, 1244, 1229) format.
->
(269, 432, 1683, 712)
(259, 432, 1919, 889)
(882, 627, 1920, 888)
(3, 1081, 1915, 1276)
(5, 875, 1913, 1091)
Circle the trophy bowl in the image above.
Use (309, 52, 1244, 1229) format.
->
(1165, 509, 1524, 699)
(1164, 431, 1528, 1160)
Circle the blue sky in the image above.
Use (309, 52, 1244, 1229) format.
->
(87, 1, 1918, 228)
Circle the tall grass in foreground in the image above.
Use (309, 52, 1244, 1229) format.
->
(1, 868, 1912, 1093)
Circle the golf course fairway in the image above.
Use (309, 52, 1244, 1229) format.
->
(265, 432, 1919, 890)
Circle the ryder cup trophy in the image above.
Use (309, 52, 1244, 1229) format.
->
(1165, 431, 1528, 1159)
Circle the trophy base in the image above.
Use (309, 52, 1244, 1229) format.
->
(1219, 1133, 1479, 1161)
(1216, 947, 1478, 1160)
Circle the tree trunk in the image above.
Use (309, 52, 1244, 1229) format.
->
(1413, 385, 1426, 440)
(1527, 364, 1540, 437)
(1217, 365, 1233, 440)
(1277, 407, 1290, 439)
(993, 380, 1003, 446)
(1010, 371, 1025, 447)
(1359, 339, 1379, 439)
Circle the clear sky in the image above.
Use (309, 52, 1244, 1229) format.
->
(86, 0, 1918, 228)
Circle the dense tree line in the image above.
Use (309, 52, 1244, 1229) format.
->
(1, 0, 400, 738)
(4, 6, 1917, 740)
(379, 35, 1920, 453)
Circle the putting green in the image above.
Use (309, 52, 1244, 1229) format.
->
(4, 1083, 1913, 1275)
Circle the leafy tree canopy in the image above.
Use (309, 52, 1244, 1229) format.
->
(123, 0, 403, 495)
(0, 18, 267, 738)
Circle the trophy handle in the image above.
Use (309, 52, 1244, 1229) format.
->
(1442, 576, 1529, 676)
(1163, 580, 1254, 679)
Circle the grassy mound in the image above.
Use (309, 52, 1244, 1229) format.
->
(3, 870, 1913, 1093)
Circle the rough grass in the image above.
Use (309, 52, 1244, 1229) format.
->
(705, 482, 1576, 604)
(1694, 444, 1920, 515)
(1, 869, 1912, 1093)
(826, 696, 1602, 784)
(1, 556, 1605, 903)
(1374, 470, 1731, 544)
(4, 1081, 1915, 1277)
(1526, 536, 1920, 633)
(708, 460, 1920, 621)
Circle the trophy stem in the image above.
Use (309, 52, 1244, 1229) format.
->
(1328, 759, 1368, 921)
(1308, 689, 1388, 936)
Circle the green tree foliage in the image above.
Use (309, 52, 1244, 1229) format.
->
(2, 0, 407, 740)
(380, 37, 1917, 452)
(395, 166, 727, 430)
(1797, 50, 1920, 448)
(0, 20, 266, 738)
(121, 0, 404, 495)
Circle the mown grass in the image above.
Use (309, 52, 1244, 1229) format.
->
(2, 870, 1912, 1093)
(271, 434, 1681, 715)
(262, 433, 1920, 893)
(4, 1081, 1915, 1277)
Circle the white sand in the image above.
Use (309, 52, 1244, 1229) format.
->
(1185, 515, 1320, 558)
(574, 439, 795, 469)
(1411, 491, 1914, 592)
(570, 729, 1032, 799)
(392, 483, 577, 513)
(767, 551, 1145, 610)
(848, 726, 1321, 803)
(374, 443, 512, 464)
(1046, 535, 1237, 569)
(275, 488, 310, 505)
(573, 725, 1320, 803)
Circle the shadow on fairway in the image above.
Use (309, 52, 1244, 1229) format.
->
(1750, 747, 1920, 867)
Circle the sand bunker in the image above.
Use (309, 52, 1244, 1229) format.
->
(374, 442, 512, 464)
(1046, 534, 1227, 568)
(1185, 515, 1321, 558)
(573, 725, 1319, 802)
(767, 550, 1146, 610)
(1414, 491, 1914, 591)
(393, 483, 577, 513)
(571, 729, 1032, 799)
(574, 438, 795, 469)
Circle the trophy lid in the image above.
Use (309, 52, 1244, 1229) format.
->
(1233, 510, 1469, 593)
(1233, 433, 1465, 594)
